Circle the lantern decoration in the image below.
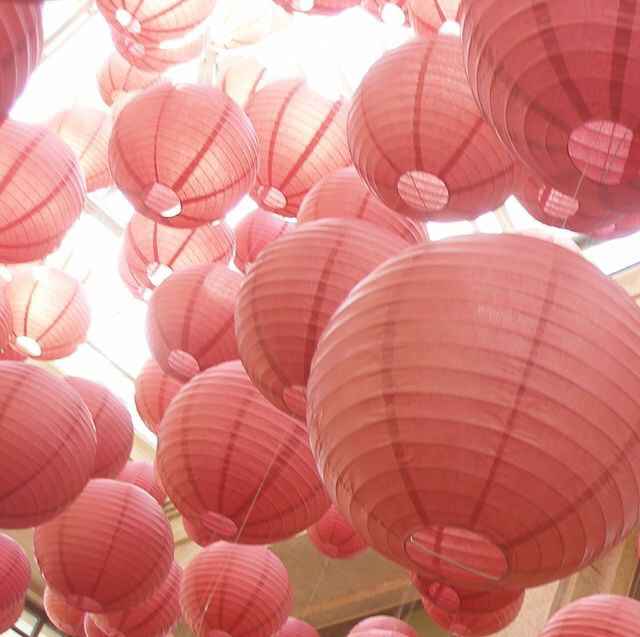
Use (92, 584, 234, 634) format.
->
(234, 209, 293, 273)
(0, 601, 23, 634)
(246, 80, 351, 217)
(44, 588, 86, 637)
(85, 617, 110, 637)
(0, 287, 13, 357)
(109, 83, 258, 228)
(273, 0, 359, 15)
(0, 120, 85, 264)
(181, 542, 292, 637)
(0, 363, 96, 528)
(219, 56, 267, 109)
(307, 233, 640, 590)
(47, 108, 112, 192)
(146, 264, 242, 381)
(121, 214, 234, 299)
(298, 167, 427, 244)
(408, 0, 462, 36)
(66, 377, 134, 479)
(0, 1, 43, 116)
(92, 562, 182, 637)
(34, 479, 174, 613)
(277, 618, 319, 637)
(116, 461, 166, 505)
(5, 267, 90, 360)
(182, 516, 218, 548)
(362, 0, 409, 25)
(308, 505, 367, 559)
(0, 534, 30, 632)
(350, 617, 417, 637)
(235, 218, 408, 419)
(96, 52, 159, 107)
(157, 360, 330, 544)
(348, 34, 513, 221)
(134, 359, 183, 434)
(462, 1, 640, 216)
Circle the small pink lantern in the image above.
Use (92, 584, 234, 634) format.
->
(134, 359, 183, 435)
(96, 52, 159, 107)
(277, 618, 319, 637)
(350, 617, 417, 637)
(116, 461, 166, 505)
(44, 588, 86, 637)
(308, 505, 367, 559)
(408, 0, 462, 36)
(219, 57, 267, 109)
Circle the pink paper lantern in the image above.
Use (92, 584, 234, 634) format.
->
(44, 588, 86, 637)
(134, 359, 183, 434)
(0, 534, 30, 632)
(350, 617, 417, 637)
(181, 516, 217, 548)
(96, 52, 160, 107)
(408, 0, 462, 36)
(116, 461, 166, 505)
(219, 57, 267, 110)
(274, 0, 359, 15)
(308, 505, 367, 559)
(277, 618, 319, 637)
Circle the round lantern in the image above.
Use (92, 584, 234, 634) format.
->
(97, 52, 159, 107)
(233, 209, 293, 273)
(109, 83, 258, 228)
(0, 120, 85, 263)
(85, 617, 110, 637)
(298, 167, 427, 244)
(121, 214, 234, 299)
(219, 56, 267, 110)
(182, 516, 217, 547)
(116, 461, 166, 505)
(408, 0, 462, 36)
(181, 542, 292, 637)
(5, 267, 90, 360)
(246, 80, 350, 217)
(277, 618, 319, 637)
(34, 479, 174, 613)
(235, 218, 408, 419)
(93, 561, 181, 637)
(0, 362, 96, 528)
(66, 377, 133, 479)
(307, 233, 640, 590)
(0, 1, 43, 116)
(362, 0, 409, 25)
(134, 359, 183, 434)
(462, 1, 640, 216)
(348, 34, 513, 221)
(146, 264, 242, 381)
(273, 0, 359, 15)
(44, 588, 86, 637)
(308, 505, 367, 559)
(0, 534, 30, 632)
(157, 360, 330, 544)
(350, 617, 417, 637)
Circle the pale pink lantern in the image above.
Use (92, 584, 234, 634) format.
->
(134, 359, 183, 435)
(96, 52, 160, 107)
(218, 56, 267, 109)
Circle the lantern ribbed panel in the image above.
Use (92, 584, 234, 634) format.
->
(97, 52, 159, 107)
(134, 359, 183, 434)
(362, 0, 409, 24)
(180, 542, 292, 637)
(273, 0, 359, 15)
(34, 479, 174, 613)
(6, 268, 90, 360)
(298, 167, 427, 244)
(157, 360, 330, 544)
(109, 83, 258, 228)
(350, 617, 417, 637)
(0, 534, 30, 622)
(277, 618, 319, 637)
(116, 461, 166, 505)
(44, 588, 86, 637)
(146, 264, 242, 381)
(408, 0, 462, 36)
(0, 286, 14, 355)
(233, 209, 293, 273)
(93, 561, 182, 637)
(0, 120, 85, 263)
(0, 1, 42, 116)
(0, 600, 23, 633)
(308, 505, 367, 559)
(85, 616, 110, 637)
(122, 214, 234, 298)
(182, 516, 217, 547)
(348, 34, 513, 221)
(0, 362, 96, 528)
(235, 218, 408, 420)
(246, 80, 351, 217)
(219, 57, 266, 110)
(307, 233, 640, 590)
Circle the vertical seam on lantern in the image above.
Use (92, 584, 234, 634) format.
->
(151, 221, 161, 265)
(179, 269, 206, 359)
(226, 553, 271, 635)
(248, 68, 267, 103)
(21, 277, 40, 346)
(152, 88, 175, 186)
(113, 133, 145, 189)
(166, 228, 197, 268)
(412, 38, 434, 172)
(0, 127, 47, 199)
(125, 222, 148, 285)
(192, 312, 235, 361)
(245, 212, 259, 266)
(439, 115, 485, 181)
(611, 1, 635, 120)
(36, 283, 79, 345)
(77, 116, 105, 163)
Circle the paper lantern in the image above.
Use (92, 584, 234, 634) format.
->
(182, 516, 217, 547)
(97, 52, 159, 107)
(307, 233, 640, 590)
(0, 601, 23, 633)
(350, 617, 417, 637)
(157, 360, 330, 543)
(85, 617, 110, 637)
(0, 286, 14, 356)
(274, 0, 359, 15)
(181, 542, 292, 637)
(44, 588, 86, 637)
(116, 461, 166, 505)
(0, 534, 30, 632)
(298, 167, 427, 244)
(109, 83, 258, 228)
(134, 359, 183, 434)
(308, 505, 367, 559)
(236, 218, 407, 419)
(462, 1, 640, 216)
(34, 479, 174, 613)
(362, 0, 409, 25)
(0, 363, 96, 528)
(277, 618, 319, 637)
(0, 1, 43, 116)
(5, 267, 90, 360)
(93, 562, 182, 637)
(0, 119, 85, 263)
(408, 0, 462, 36)
(246, 80, 350, 217)
(348, 34, 513, 221)
(234, 209, 293, 273)
(66, 377, 133, 479)
(146, 264, 242, 381)
(219, 56, 267, 109)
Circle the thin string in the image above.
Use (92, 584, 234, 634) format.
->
(300, 555, 331, 621)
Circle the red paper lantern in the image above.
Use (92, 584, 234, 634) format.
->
(0, 362, 96, 528)
(298, 167, 427, 244)
(121, 214, 234, 299)
(236, 218, 408, 419)
(0, 534, 30, 632)
(116, 461, 166, 505)
(274, 0, 359, 15)
(34, 479, 174, 613)
(348, 34, 513, 221)
(5, 267, 91, 360)
(146, 264, 242, 381)
(44, 588, 86, 637)
(350, 617, 417, 637)
(182, 516, 217, 547)
(0, 1, 43, 116)
(109, 83, 257, 228)
(157, 360, 330, 544)
(66, 377, 134, 480)
(246, 80, 350, 217)
(308, 505, 367, 559)
(0, 119, 85, 263)
(307, 233, 640, 590)
(85, 617, 110, 637)
(134, 359, 183, 434)
(96, 52, 159, 107)
(181, 542, 292, 637)
(277, 618, 319, 637)
(219, 57, 267, 110)
(362, 0, 409, 25)
(408, 0, 462, 36)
